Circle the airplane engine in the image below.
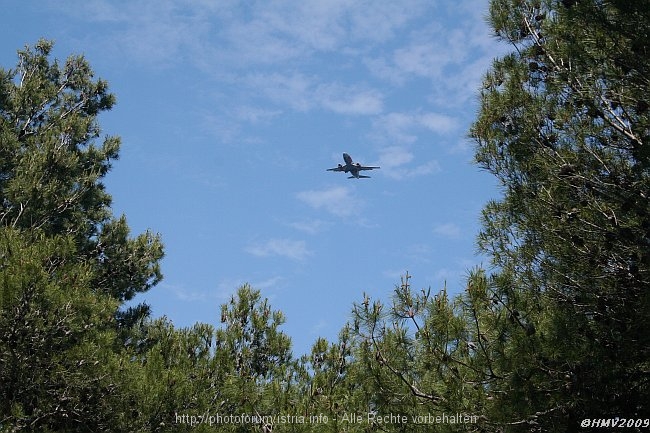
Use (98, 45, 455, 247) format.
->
(338, 164, 343, 168)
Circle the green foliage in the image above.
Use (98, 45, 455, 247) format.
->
(0, 40, 164, 432)
(470, 0, 650, 429)
(112, 318, 219, 432)
(0, 39, 163, 305)
(93, 215, 163, 302)
(215, 285, 294, 417)
(350, 273, 488, 433)
(122, 285, 300, 433)
(3, 4, 648, 429)
(346, 4, 649, 430)
(0, 228, 124, 431)
(294, 327, 371, 433)
(0, 39, 115, 236)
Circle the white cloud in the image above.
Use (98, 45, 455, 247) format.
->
(50, 0, 501, 130)
(234, 105, 283, 124)
(403, 159, 441, 177)
(394, 41, 447, 77)
(433, 223, 462, 239)
(161, 281, 237, 303)
(162, 283, 210, 302)
(245, 238, 312, 261)
(361, 3, 504, 106)
(289, 219, 330, 234)
(382, 269, 409, 280)
(309, 319, 329, 336)
(241, 73, 383, 115)
(377, 146, 441, 179)
(363, 57, 406, 86)
(315, 83, 384, 116)
(405, 243, 433, 263)
(364, 36, 459, 86)
(433, 267, 455, 283)
(373, 111, 459, 145)
(56, 0, 429, 69)
(375, 113, 418, 144)
(244, 72, 314, 112)
(378, 146, 414, 167)
(199, 112, 243, 144)
(221, 0, 429, 64)
(250, 275, 285, 290)
(296, 185, 360, 217)
(54, 0, 214, 67)
(215, 275, 284, 297)
(448, 138, 474, 155)
(418, 112, 459, 134)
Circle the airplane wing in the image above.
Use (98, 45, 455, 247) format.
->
(327, 166, 345, 172)
(356, 165, 380, 171)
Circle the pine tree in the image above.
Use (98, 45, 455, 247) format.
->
(112, 318, 218, 433)
(296, 327, 370, 433)
(0, 39, 163, 307)
(347, 3, 649, 430)
(214, 284, 295, 431)
(471, 0, 650, 429)
(350, 273, 489, 433)
(0, 228, 125, 431)
(0, 40, 165, 431)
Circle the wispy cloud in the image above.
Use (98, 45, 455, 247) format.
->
(373, 111, 459, 144)
(363, 5, 501, 105)
(433, 222, 462, 239)
(315, 83, 383, 116)
(241, 73, 383, 115)
(289, 219, 330, 234)
(160, 275, 285, 304)
(309, 319, 329, 336)
(377, 146, 441, 179)
(215, 0, 430, 66)
(51, 0, 215, 67)
(54, 0, 428, 68)
(234, 105, 283, 124)
(243, 72, 314, 112)
(245, 238, 312, 261)
(49, 0, 500, 152)
(296, 185, 360, 217)
(215, 275, 285, 298)
(160, 282, 231, 303)
(253, 275, 285, 290)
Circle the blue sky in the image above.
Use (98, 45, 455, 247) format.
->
(2, 0, 506, 356)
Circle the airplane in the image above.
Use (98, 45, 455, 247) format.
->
(326, 153, 380, 179)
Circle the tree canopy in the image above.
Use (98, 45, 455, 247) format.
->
(2, 1, 649, 430)
(0, 39, 164, 432)
(471, 0, 649, 427)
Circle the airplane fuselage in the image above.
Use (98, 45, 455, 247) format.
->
(327, 152, 379, 179)
(341, 153, 363, 177)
